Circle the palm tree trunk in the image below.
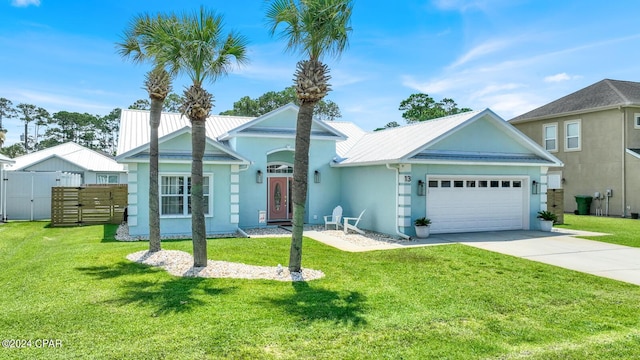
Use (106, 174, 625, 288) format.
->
(148, 98, 162, 252)
(289, 101, 315, 272)
(191, 118, 207, 267)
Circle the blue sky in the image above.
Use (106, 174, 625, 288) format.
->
(2, 0, 640, 146)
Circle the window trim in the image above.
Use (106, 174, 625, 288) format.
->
(542, 123, 558, 152)
(159, 173, 214, 218)
(564, 119, 581, 152)
(96, 173, 119, 184)
(634, 113, 640, 129)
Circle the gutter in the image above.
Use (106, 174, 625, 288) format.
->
(385, 164, 411, 240)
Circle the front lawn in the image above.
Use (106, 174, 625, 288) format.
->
(1, 221, 640, 359)
(556, 213, 640, 247)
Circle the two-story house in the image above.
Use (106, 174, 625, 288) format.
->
(510, 79, 640, 217)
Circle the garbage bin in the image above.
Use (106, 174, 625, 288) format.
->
(575, 195, 593, 215)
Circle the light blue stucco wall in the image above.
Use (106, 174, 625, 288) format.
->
(232, 136, 341, 228)
(339, 165, 397, 235)
(128, 161, 236, 237)
(337, 163, 545, 237)
(431, 119, 531, 154)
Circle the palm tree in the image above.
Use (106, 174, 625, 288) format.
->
(266, 0, 353, 272)
(117, 14, 174, 253)
(149, 7, 248, 267)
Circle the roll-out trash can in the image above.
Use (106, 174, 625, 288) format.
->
(575, 195, 593, 215)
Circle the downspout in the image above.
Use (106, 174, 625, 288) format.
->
(621, 107, 627, 217)
(386, 164, 411, 240)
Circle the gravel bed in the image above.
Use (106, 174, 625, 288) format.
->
(115, 223, 238, 241)
(117, 222, 410, 249)
(244, 225, 409, 247)
(126, 250, 324, 282)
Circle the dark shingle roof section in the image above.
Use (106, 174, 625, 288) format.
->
(510, 79, 640, 123)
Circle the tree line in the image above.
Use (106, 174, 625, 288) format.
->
(0, 97, 121, 157)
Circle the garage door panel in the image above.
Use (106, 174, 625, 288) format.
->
(427, 177, 525, 234)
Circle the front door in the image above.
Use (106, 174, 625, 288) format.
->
(268, 177, 291, 221)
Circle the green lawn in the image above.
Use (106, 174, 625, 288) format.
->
(1, 221, 640, 359)
(556, 213, 640, 247)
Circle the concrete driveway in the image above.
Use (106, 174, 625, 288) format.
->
(426, 229, 640, 286)
(306, 228, 640, 286)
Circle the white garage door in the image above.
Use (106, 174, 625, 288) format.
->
(426, 177, 527, 234)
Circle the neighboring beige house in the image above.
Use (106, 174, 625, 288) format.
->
(510, 79, 640, 217)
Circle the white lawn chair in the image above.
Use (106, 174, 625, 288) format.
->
(324, 205, 343, 230)
(344, 209, 366, 234)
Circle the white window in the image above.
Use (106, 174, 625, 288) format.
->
(565, 120, 581, 151)
(634, 113, 640, 129)
(543, 123, 557, 152)
(160, 174, 212, 217)
(97, 173, 119, 184)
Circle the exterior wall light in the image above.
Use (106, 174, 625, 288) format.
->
(256, 170, 263, 184)
(417, 180, 426, 196)
(314, 170, 321, 183)
(532, 180, 539, 194)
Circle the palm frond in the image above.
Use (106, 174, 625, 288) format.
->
(266, 0, 352, 60)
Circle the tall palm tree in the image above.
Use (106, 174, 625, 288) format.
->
(150, 7, 248, 267)
(117, 14, 174, 253)
(266, 0, 353, 272)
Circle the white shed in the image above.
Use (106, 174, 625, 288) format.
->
(4, 142, 127, 220)
(0, 153, 15, 222)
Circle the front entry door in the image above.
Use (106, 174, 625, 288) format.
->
(268, 177, 291, 221)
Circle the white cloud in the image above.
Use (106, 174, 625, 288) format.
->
(544, 73, 572, 83)
(449, 39, 511, 68)
(470, 83, 525, 99)
(480, 92, 542, 119)
(401, 76, 462, 94)
(11, 0, 40, 7)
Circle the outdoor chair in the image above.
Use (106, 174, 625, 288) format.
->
(344, 209, 366, 234)
(324, 205, 343, 230)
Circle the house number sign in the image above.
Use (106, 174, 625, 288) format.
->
(404, 175, 411, 183)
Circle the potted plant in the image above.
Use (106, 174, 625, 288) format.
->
(414, 217, 431, 239)
(537, 210, 557, 232)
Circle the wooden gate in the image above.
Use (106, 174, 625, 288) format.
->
(547, 189, 564, 225)
(51, 185, 127, 226)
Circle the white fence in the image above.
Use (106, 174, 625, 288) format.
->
(4, 171, 82, 221)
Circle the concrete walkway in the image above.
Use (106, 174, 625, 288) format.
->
(305, 229, 640, 286)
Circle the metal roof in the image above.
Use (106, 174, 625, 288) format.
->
(325, 121, 368, 157)
(7, 142, 125, 172)
(335, 110, 483, 165)
(117, 109, 254, 155)
(0, 153, 14, 164)
(118, 106, 561, 169)
(510, 79, 640, 123)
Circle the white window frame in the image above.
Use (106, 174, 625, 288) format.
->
(634, 113, 640, 129)
(543, 123, 558, 152)
(159, 173, 213, 218)
(96, 173, 119, 184)
(564, 119, 581, 152)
